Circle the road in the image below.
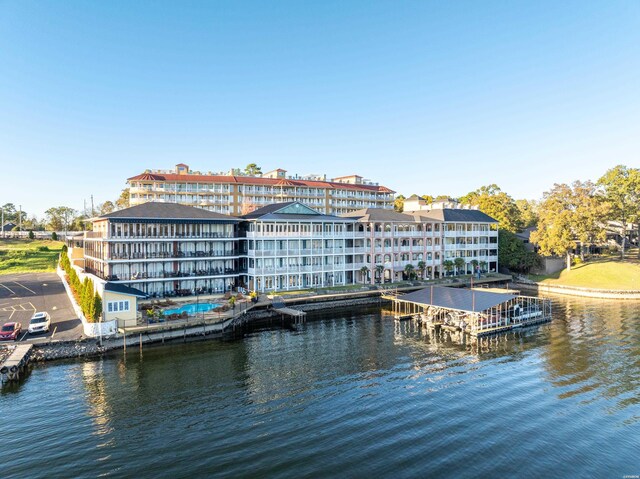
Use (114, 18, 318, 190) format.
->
(0, 272, 82, 342)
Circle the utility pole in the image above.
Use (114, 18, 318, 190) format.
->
(18, 205, 22, 233)
(91, 195, 95, 217)
(1, 206, 4, 238)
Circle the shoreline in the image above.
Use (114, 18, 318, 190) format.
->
(6, 274, 637, 369)
(28, 295, 387, 363)
(512, 281, 640, 300)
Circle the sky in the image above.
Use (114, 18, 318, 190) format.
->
(1, 0, 639, 218)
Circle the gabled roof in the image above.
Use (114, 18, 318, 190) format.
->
(96, 202, 238, 222)
(420, 209, 498, 223)
(341, 208, 442, 223)
(104, 282, 148, 298)
(399, 286, 518, 313)
(242, 201, 355, 222)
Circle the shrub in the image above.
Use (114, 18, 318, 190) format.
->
(51, 232, 58, 241)
(37, 246, 49, 252)
(28, 230, 35, 240)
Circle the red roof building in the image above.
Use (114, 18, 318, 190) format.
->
(127, 164, 395, 215)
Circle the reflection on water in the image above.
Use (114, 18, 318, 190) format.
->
(2, 297, 640, 478)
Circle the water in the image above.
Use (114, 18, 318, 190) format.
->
(2, 296, 640, 478)
(163, 302, 220, 315)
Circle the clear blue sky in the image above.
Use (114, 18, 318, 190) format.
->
(1, 0, 639, 218)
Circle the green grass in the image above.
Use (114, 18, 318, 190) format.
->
(528, 257, 640, 290)
(0, 239, 65, 275)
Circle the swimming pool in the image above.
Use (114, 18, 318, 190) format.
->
(163, 303, 220, 316)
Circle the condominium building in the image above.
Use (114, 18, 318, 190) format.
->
(81, 200, 499, 297)
(127, 164, 395, 215)
(341, 198, 499, 283)
(83, 203, 241, 297)
(242, 202, 360, 291)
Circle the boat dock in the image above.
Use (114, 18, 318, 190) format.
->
(384, 285, 552, 337)
(0, 344, 33, 383)
(271, 297, 307, 325)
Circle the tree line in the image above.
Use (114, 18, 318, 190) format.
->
(1, 189, 130, 233)
(395, 165, 640, 272)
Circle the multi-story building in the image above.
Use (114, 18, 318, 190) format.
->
(127, 164, 395, 215)
(81, 199, 499, 296)
(242, 202, 360, 291)
(83, 203, 241, 297)
(342, 198, 499, 283)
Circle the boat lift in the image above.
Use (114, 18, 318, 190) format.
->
(382, 286, 552, 337)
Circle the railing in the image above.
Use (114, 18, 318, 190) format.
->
(109, 232, 235, 240)
(109, 251, 237, 260)
(105, 269, 240, 281)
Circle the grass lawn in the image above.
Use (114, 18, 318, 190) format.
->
(528, 257, 640, 290)
(0, 238, 64, 275)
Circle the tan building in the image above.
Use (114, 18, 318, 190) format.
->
(127, 164, 395, 215)
(102, 283, 147, 328)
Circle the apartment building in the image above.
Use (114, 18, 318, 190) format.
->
(127, 164, 395, 215)
(82, 200, 499, 297)
(83, 202, 241, 297)
(242, 202, 360, 291)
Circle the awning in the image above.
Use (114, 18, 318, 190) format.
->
(398, 286, 518, 312)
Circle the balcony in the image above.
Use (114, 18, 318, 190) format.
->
(108, 251, 237, 261)
(101, 268, 240, 282)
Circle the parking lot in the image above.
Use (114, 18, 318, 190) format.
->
(0, 272, 82, 342)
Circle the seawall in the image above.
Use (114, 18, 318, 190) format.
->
(513, 281, 640, 300)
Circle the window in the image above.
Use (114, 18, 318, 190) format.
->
(108, 300, 130, 313)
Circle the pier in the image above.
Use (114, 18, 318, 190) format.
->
(0, 344, 33, 383)
(384, 286, 552, 337)
(271, 296, 307, 325)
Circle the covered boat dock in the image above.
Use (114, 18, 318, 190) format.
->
(382, 286, 552, 337)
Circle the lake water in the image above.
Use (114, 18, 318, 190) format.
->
(2, 295, 640, 478)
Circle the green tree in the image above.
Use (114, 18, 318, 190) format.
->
(0, 203, 27, 225)
(597, 165, 640, 258)
(394, 195, 405, 213)
(459, 185, 523, 233)
(244, 163, 262, 176)
(93, 293, 102, 322)
(421, 195, 434, 203)
(115, 189, 130, 210)
(515, 199, 539, 229)
(375, 264, 384, 281)
(360, 266, 369, 284)
(51, 231, 59, 241)
(404, 263, 415, 280)
(530, 181, 605, 270)
(45, 206, 77, 232)
(572, 180, 608, 260)
(417, 260, 426, 279)
(81, 277, 91, 316)
(99, 201, 115, 215)
(442, 260, 454, 276)
(28, 230, 35, 239)
(453, 257, 466, 275)
(499, 230, 541, 273)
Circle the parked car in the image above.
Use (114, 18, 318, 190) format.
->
(0, 322, 22, 341)
(28, 312, 51, 334)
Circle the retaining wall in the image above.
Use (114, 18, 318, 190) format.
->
(513, 281, 640, 300)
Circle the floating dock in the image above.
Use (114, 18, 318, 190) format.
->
(0, 344, 33, 383)
(383, 286, 551, 337)
(271, 297, 307, 325)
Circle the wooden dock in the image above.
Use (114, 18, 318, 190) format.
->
(0, 344, 33, 383)
(273, 307, 307, 325)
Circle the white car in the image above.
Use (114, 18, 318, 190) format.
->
(28, 312, 51, 334)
